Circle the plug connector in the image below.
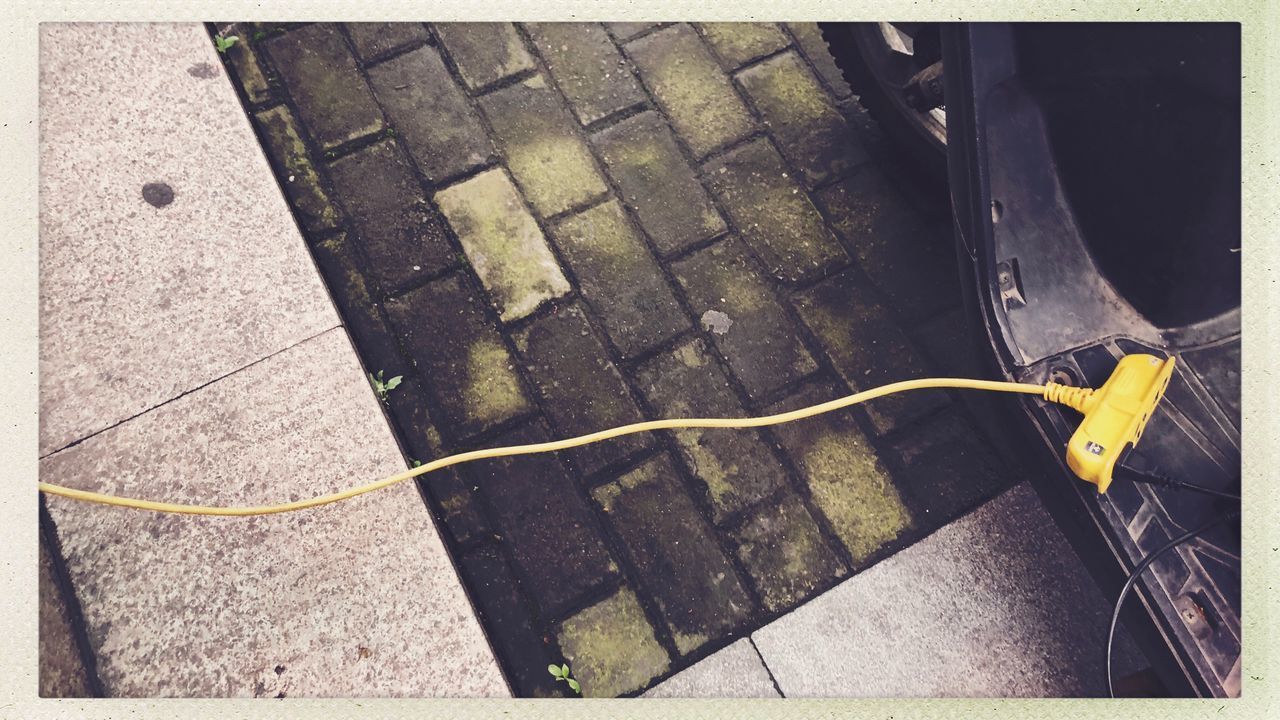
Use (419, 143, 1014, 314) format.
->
(1043, 353, 1176, 493)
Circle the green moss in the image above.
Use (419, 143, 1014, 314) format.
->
(639, 28, 753, 155)
(798, 431, 913, 563)
(557, 589, 669, 697)
(461, 339, 527, 426)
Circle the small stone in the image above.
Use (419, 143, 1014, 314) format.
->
(700, 310, 733, 335)
(141, 182, 174, 207)
(627, 24, 755, 158)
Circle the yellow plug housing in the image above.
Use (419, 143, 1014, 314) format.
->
(1054, 353, 1176, 493)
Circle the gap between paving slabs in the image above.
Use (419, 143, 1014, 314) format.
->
(213, 20, 1028, 698)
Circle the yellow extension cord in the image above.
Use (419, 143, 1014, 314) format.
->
(37, 377, 1070, 517)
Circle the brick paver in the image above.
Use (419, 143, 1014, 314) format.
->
(703, 138, 848, 283)
(325, 139, 455, 292)
(627, 24, 756, 158)
(672, 238, 817, 400)
(226, 21, 1016, 698)
(266, 24, 383, 149)
(557, 588, 669, 697)
(697, 22, 790, 69)
(593, 455, 753, 654)
(512, 303, 651, 475)
(253, 105, 341, 233)
(592, 110, 726, 255)
(435, 168, 570, 321)
(345, 22, 428, 63)
(367, 46, 493, 184)
(525, 22, 646, 125)
(769, 382, 914, 565)
(737, 50, 867, 186)
(478, 75, 610, 217)
(434, 22, 535, 91)
(550, 200, 689, 358)
(634, 338, 788, 521)
(385, 275, 532, 438)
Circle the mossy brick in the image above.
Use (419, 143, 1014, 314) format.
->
(557, 587, 669, 697)
(591, 111, 726, 255)
(550, 201, 688, 358)
(457, 545, 564, 697)
(890, 410, 1015, 525)
(524, 22, 646, 125)
(435, 169, 570, 322)
(730, 491, 847, 611)
(696, 22, 789, 68)
(325, 139, 456, 293)
(253, 106, 340, 233)
(768, 382, 914, 565)
(593, 455, 753, 655)
(793, 269, 949, 434)
(310, 232, 407, 378)
(703, 138, 849, 284)
(478, 75, 610, 218)
(434, 22, 535, 91)
(627, 24, 755, 158)
(671, 238, 817, 400)
(223, 29, 272, 105)
(344, 22, 428, 63)
(817, 167, 960, 323)
(634, 338, 788, 522)
(367, 46, 492, 184)
(607, 22, 661, 41)
(737, 51, 867, 187)
(512, 303, 650, 475)
(467, 422, 619, 616)
(786, 22, 853, 99)
(383, 377, 488, 546)
(384, 274, 533, 438)
(265, 24, 384, 150)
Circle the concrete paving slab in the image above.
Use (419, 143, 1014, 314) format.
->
(643, 639, 780, 698)
(38, 23, 338, 456)
(751, 483, 1143, 697)
(41, 328, 507, 697)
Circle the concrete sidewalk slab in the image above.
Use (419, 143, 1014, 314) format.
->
(42, 329, 507, 697)
(642, 639, 780, 698)
(38, 23, 337, 456)
(751, 483, 1142, 697)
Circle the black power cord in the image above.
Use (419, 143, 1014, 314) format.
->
(1115, 448, 1241, 501)
(1105, 510, 1240, 698)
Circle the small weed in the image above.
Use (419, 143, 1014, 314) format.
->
(369, 370, 402, 401)
(214, 34, 239, 54)
(253, 30, 267, 42)
(548, 663, 581, 695)
(409, 459, 423, 468)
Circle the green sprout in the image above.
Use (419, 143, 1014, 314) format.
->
(214, 34, 239, 54)
(369, 370, 402, 401)
(548, 663, 581, 695)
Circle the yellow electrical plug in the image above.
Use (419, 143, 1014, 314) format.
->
(1047, 354, 1177, 493)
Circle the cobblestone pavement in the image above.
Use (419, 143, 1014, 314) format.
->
(217, 21, 1024, 697)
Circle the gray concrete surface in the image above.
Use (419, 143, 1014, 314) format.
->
(38, 23, 337, 456)
(37, 23, 505, 697)
(643, 639, 780, 698)
(750, 483, 1145, 697)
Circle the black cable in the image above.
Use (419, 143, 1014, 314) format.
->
(1115, 448, 1241, 501)
(1105, 511, 1239, 698)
